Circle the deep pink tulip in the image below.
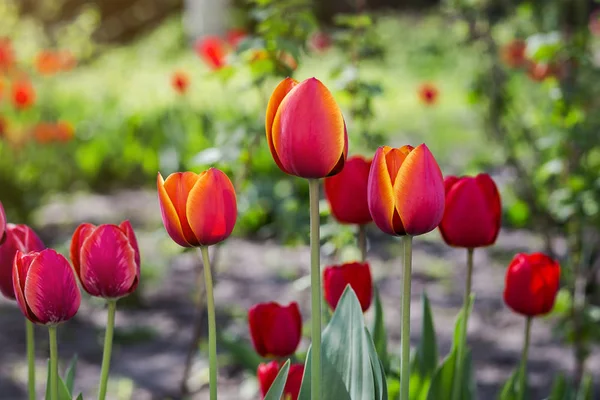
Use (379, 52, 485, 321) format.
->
(70, 221, 140, 299)
(0, 224, 45, 299)
(13, 249, 81, 325)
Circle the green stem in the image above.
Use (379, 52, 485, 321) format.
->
(452, 248, 474, 400)
(97, 300, 117, 400)
(309, 179, 322, 400)
(48, 326, 58, 400)
(518, 317, 532, 400)
(201, 246, 218, 400)
(358, 224, 367, 262)
(26, 319, 36, 400)
(400, 236, 413, 400)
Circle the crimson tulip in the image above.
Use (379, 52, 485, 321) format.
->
(157, 168, 237, 247)
(257, 361, 304, 400)
(324, 155, 372, 225)
(367, 144, 445, 236)
(13, 249, 81, 325)
(439, 174, 501, 248)
(0, 224, 45, 299)
(248, 302, 302, 358)
(70, 221, 140, 299)
(323, 262, 372, 312)
(503, 253, 560, 317)
(266, 77, 348, 179)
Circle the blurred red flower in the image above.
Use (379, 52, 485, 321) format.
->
(500, 40, 527, 68)
(226, 28, 247, 49)
(55, 121, 75, 142)
(36, 50, 77, 75)
(11, 80, 35, 110)
(309, 31, 332, 53)
(590, 10, 600, 36)
(0, 116, 6, 139)
(171, 70, 190, 94)
(418, 83, 439, 105)
(195, 36, 227, 70)
(0, 38, 15, 72)
(257, 361, 303, 400)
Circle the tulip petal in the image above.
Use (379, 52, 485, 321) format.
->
(11, 224, 45, 254)
(186, 168, 237, 246)
(367, 147, 406, 235)
(266, 78, 298, 174)
(119, 220, 141, 292)
(24, 249, 81, 325)
(0, 227, 19, 299)
(80, 225, 138, 298)
(272, 78, 347, 178)
(157, 172, 194, 247)
(163, 171, 202, 244)
(475, 173, 502, 237)
(0, 202, 6, 243)
(70, 223, 96, 277)
(393, 144, 445, 236)
(12, 251, 40, 323)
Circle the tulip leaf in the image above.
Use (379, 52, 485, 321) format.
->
(576, 373, 593, 400)
(298, 347, 352, 400)
(45, 359, 73, 400)
(498, 368, 520, 400)
(264, 359, 290, 400)
(365, 327, 388, 400)
(372, 285, 389, 372)
(409, 293, 438, 400)
(65, 354, 78, 394)
(75, 394, 84, 400)
(548, 373, 571, 400)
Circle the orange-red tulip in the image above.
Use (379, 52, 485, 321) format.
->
(324, 155, 372, 225)
(13, 249, 81, 325)
(266, 77, 348, 179)
(367, 144, 445, 236)
(157, 168, 237, 247)
(439, 174, 501, 248)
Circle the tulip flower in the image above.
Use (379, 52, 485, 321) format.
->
(195, 36, 227, 70)
(500, 39, 527, 68)
(257, 361, 304, 400)
(70, 220, 140, 299)
(249, 302, 302, 358)
(266, 77, 348, 179)
(417, 83, 439, 105)
(0, 224, 45, 299)
(11, 80, 36, 110)
(171, 70, 190, 95)
(325, 155, 372, 225)
(323, 262, 372, 312)
(440, 174, 501, 249)
(157, 168, 237, 247)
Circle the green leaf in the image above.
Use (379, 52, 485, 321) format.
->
(45, 359, 72, 400)
(576, 373, 594, 400)
(388, 378, 400, 400)
(499, 369, 519, 400)
(298, 347, 352, 400)
(365, 328, 388, 400)
(409, 293, 438, 400)
(75, 394, 84, 400)
(65, 355, 78, 394)
(264, 359, 290, 400)
(548, 373, 573, 400)
(218, 333, 263, 373)
(372, 286, 389, 372)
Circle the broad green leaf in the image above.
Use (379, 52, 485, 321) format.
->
(65, 355, 78, 394)
(45, 359, 72, 400)
(298, 347, 352, 400)
(365, 328, 388, 400)
(576, 373, 593, 400)
(264, 360, 290, 400)
(372, 286, 389, 372)
(415, 293, 438, 376)
(218, 333, 263, 373)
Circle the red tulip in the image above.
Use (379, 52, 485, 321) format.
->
(324, 155, 372, 225)
(195, 36, 227, 70)
(70, 221, 140, 299)
(323, 262, 372, 312)
(13, 249, 81, 325)
(0, 224, 45, 299)
(257, 361, 304, 400)
(11, 80, 36, 110)
(439, 174, 501, 248)
(503, 253, 560, 317)
(367, 144, 445, 236)
(266, 77, 348, 179)
(500, 40, 527, 68)
(418, 83, 439, 105)
(248, 302, 302, 358)
(157, 168, 237, 247)
(171, 70, 190, 94)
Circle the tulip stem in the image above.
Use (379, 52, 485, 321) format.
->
(48, 326, 58, 400)
(201, 246, 218, 400)
(452, 248, 474, 400)
(26, 319, 36, 400)
(518, 317, 532, 400)
(358, 224, 367, 262)
(400, 235, 413, 400)
(309, 179, 322, 400)
(98, 300, 117, 400)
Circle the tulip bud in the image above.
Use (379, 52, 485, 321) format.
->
(367, 144, 445, 236)
(13, 249, 81, 325)
(0, 224, 45, 300)
(503, 253, 560, 317)
(248, 302, 302, 358)
(70, 220, 140, 299)
(439, 174, 501, 248)
(324, 155, 372, 225)
(257, 361, 304, 400)
(323, 262, 372, 312)
(266, 77, 348, 178)
(157, 168, 237, 247)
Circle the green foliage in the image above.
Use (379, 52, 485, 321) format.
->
(372, 286, 389, 372)
(45, 355, 82, 400)
(264, 359, 290, 400)
(409, 293, 439, 400)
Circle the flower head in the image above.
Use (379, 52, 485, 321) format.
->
(324, 262, 372, 312)
(248, 301, 302, 358)
(195, 36, 227, 70)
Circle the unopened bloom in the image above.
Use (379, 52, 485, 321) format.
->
(248, 302, 302, 358)
(503, 253, 560, 317)
(257, 361, 304, 400)
(266, 77, 348, 178)
(439, 174, 501, 248)
(367, 144, 445, 236)
(324, 155, 372, 225)
(13, 249, 81, 325)
(70, 221, 140, 299)
(157, 168, 237, 247)
(323, 262, 372, 312)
